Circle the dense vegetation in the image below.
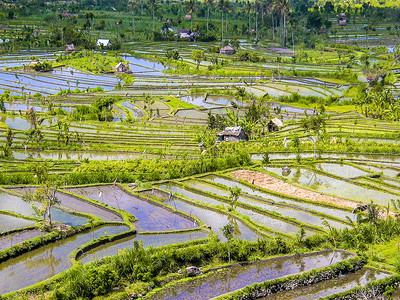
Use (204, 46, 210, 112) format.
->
(1, 0, 400, 299)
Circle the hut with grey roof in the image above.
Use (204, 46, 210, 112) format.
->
(216, 126, 248, 143)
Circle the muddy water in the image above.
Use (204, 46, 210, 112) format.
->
(165, 199, 259, 240)
(0, 214, 35, 232)
(202, 176, 355, 222)
(0, 116, 31, 130)
(0, 191, 87, 226)
(11, 150, 147, 161)
(79, 230, 209, 264)
(50, 208, 88, 227)
(146, 250, 354, 300)
(0, 225, 128, 294)
(66, 185, 197, 232)
(316, 163, 369, 178)
(0, 229, 46, 251)
(10, 188, 122, 222)
(184, 180, 348, 229)
(251, 153, 400, 163)
(0, 192, 35, 216)
(263, 267, 391, 300)
(265, 167, 399, 206)
(160, 183, 303, 235)
(361, 164, 400, 177)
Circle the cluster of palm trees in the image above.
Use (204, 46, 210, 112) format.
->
(200, 0, 291, 44)
(125, 0, 292, 44)
(355, 88, 400, 121)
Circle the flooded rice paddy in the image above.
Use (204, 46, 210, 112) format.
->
(79, 230, 209, 264)
(66, 185, 197, 232)
(262, 267, 391, 300)
(0, 214, 35, 232)
(265, 167, 399, 206)
(0, 225, 128, 294)
(9, 188, 123, 222)
(0, 229, 46, 251)
(146, 250, 353, 300)
(159, 182, 312, 235)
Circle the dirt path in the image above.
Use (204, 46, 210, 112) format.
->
(231, 170, 359, 209)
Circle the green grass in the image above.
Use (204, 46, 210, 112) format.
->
(163, 96, 198, 110)
(369, 239, 400, 267)
(56, 51, 128, 74)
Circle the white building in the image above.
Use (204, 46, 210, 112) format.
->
(96, 39, 112, 47)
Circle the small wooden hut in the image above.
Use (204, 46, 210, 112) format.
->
(115, 62, 130, 73)
(267, 118, 284, 132)
(216, 126, 248, 143)
(65, 44, 75, 53)
(220, 45, 234, 55)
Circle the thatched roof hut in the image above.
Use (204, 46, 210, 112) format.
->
(115, 62, 130, 73)
(268, 118, 284, 132)
(216, 126, 248, 142)
(220, 45, 234, 55)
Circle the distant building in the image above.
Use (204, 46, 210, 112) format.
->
(220, 45, 234, 55)
(96, 39, 112, 47)
(176, 29, 199, 41)
(267, 118, 284, 132)
(65, 44, 75, 53)
(28, 61, 39, 67)
(216, 126, 249, 143)
(115, 62, 130, 73)
(60, 13, 78, 19)
(177, 29, 191, 39)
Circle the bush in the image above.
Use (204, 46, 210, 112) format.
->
(31, 61, 53, 72)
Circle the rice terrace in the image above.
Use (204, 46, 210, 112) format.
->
(2, 0, 400, 299)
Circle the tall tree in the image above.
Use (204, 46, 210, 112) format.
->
(84, 12, 94, 35)
(205, 0, 214, 34)
(300, 111, 327, 157)
(149, 0, 157, 32)
(222, 223, 234, 263)
(186, 0, 197, 30)
(218, 0, 225, 41)
(245, 0, 252, 36)
(275, 0, 290, 46)
(23, 182, 61, 228)
(128, 0, 138, 34)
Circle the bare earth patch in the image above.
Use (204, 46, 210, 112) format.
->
(266, 47, 296, 55)
(231, 170, 359, 209)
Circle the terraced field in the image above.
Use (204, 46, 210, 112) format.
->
(0, 35, 400, 299)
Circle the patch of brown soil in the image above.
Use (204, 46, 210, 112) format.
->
(231, 170, 358, 209)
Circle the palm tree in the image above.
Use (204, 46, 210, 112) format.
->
(245, 0, 252, 36)
(217, 0, 225, 41)
(186, 0, 197, 30)
(149, 0, 157, 32)
(224, 0, 231, 38)
(255, 0, 261, 41)
(205, 0, 214, 34)
(274, 0, 290, 46)
(263, 0, 275, 39)
(84, 12, 94, 35)
(128, 0, 138, 34)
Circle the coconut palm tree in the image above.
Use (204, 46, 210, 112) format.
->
(149, 0, 157, 32)
(245, 0, 252, 36)
(275, 0, 290, 46)
(217, 0, 226, 41)
(186, 0, 197, 30)
(205, 0, 214, 34)
(128, 0, 138, 34)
